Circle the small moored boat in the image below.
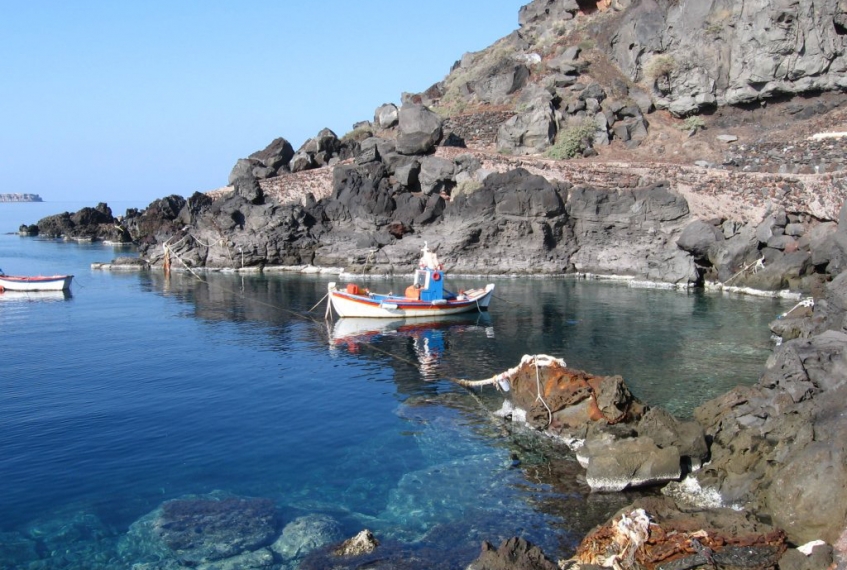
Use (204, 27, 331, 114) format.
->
(327, 245, 494, 318)
(0, 273, 74, 292)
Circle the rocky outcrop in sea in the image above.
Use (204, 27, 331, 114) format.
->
(0, 193, 42, 202)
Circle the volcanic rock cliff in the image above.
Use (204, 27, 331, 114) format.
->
(33, 0, 847, 296)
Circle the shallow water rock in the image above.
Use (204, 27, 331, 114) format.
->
(120, 492, 279, 566)
(270, 513, 343, 562)
(333, 529, 379, 556)
(0, 531, 38, 568)
(380, 452, 511, 540)
(578, 434, 681, 492)
(154, 495, 277, 563)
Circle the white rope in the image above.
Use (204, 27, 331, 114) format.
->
(779, 297, 814, 318)
(534, 355, 553, 428)
(189, 234, 220, 248)
(163, 241, 205, 280)
(725, 255, 765, 284)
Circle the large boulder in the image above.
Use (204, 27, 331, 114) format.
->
(495, 102, 557, 155)
(578, 434, 682, 492)
(418, 156, 456, 195)
(228, 158, 263, 185)
(707, 223, 760, 283)
(483, 355, 715, 492)
(470, 61, 531, 104)
(395, 104, 443, 155)
(373, 103, 399, 129)
(249, 137, 294, 170)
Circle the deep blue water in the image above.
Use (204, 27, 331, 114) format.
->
(0, 202, 793, 568)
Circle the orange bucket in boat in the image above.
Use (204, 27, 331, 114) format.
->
(346, 283, 360, 295)
(405, 285, 420, 300)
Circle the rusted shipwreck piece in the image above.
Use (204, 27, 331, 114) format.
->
(567, 498, 789, 570)
(457, 355, 708, 492)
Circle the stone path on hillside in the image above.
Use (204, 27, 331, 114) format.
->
(207, 104, 847, 225)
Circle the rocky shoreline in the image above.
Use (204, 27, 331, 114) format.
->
(15, 0, 847, 567)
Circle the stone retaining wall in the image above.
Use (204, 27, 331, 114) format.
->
(442, 111, 514, 148)
(726, 137, 847, 175)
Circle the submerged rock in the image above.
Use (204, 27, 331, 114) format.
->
(270, 513, 343, 563)
(120, 492, 279, 566)
(0, 532, 38, 567)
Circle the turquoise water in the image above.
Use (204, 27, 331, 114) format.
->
(0, 203, 792, 568)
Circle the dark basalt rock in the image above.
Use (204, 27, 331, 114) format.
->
(467, 536, 558, 570)
(249, 136, 294, 170)
(395, 103, 443, 155)
(677, 219, 724, 260)
(694, 321, 847, 544)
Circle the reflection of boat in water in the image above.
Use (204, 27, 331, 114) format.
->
(327, 244, 494, 318)
(330, 314, 492, 345)
(330, 314, 493, 380)
(0, 290, 72, 302)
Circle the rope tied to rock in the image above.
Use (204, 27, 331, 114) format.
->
(724, 255, 765, 284)
(778, 296, 814, 319)
(534, 355, 554, 429)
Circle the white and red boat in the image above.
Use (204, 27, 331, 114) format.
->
(327, 245, 494, 318)
(0, 274, 73, 292)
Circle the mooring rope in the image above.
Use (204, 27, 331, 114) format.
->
(159, 243, 428, 370)
(534, 356, 553, 429)
(724, 255, 765, 284)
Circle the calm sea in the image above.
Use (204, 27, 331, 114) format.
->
(0, 201, 792, 568)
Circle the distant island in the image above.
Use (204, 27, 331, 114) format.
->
(0, 193, 42, 202)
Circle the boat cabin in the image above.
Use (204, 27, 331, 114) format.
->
(405, 267, 445, 301)
(403, 244, 450, 301)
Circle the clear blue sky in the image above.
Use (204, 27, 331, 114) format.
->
(0, 1, 521, 205)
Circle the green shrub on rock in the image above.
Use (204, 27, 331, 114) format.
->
(453, 179, 484, 198)
(545, 120, 596, 160)
(342, 125, 374, 142)
(677, 116, 706, 133)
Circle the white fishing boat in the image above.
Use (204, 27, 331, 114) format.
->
(0, 274, 73, 292)
(327, 245, 494, 318)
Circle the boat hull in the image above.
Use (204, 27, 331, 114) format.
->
(0, 275, 73, 292)
(329, 284, 494, 318)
